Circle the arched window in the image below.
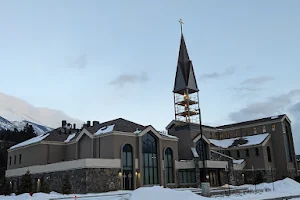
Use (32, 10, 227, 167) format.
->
(236, 150, 240, 158)
(165, 148, 174, 184)
(246, 149, 249, 157)
(122, 144, 133, 190)
(196, 138, 208, 161)
(142, 132, 158, 185)
(267, 146, 272, 162)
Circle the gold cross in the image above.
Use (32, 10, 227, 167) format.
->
(179, 19, 184, 34)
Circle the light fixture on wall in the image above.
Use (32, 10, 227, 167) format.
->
(118, 171, 122, 177)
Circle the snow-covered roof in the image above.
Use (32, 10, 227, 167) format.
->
(94, 124, 115, 135)
(159, 131, 177, 139)
(10, 133, 50, 149)
(233, 159, 244, 164)
(209, 133, 270, 149)
(64, 133, 76, 143)
(190, 147, 199, 158)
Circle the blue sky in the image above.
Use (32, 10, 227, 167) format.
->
(0, 0, 300, 140)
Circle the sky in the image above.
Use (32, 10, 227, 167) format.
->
(0, 1, 300, 152)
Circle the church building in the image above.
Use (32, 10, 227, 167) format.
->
(5, 27, 298, 194)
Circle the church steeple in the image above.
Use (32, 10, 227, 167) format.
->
(173, 20, 200, 124)
(173, 34, 199, 94)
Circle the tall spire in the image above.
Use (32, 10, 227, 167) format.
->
(173, 21, 198, 95)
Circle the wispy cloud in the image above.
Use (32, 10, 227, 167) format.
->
(232, 76, 275, 96)
(69, 54, 87, 69)
(109, 72, 149, 87)
(240, 76, 274, 85)
(229, 89, 300, 122)
(199, 66, 235, 81)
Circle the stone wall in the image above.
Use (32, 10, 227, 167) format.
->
(8, 168, 121, 194)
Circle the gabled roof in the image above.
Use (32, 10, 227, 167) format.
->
(173, 34, 199, 94)
(86, 118, 146, 134)
(209, 133, 270, 149)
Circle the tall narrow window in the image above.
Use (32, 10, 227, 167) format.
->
(236, 130, 239, 137)
(255, 148, 259, 156)
(228, 132, 231, 138)
(267, 146, 272, 162)
(262, 126, 266, 133)
(9, 156, 11, 165)
(19, 154, 22, 164)
(244, 130, 248, 136)
(165, 148, 174, 184)
(272, 125, 276, 131)
(122, 144, 133, 189)
(196, 138, 208, 161)
(142, 132, 158, 185)
(210, 132, 213, 138)
(14, 155, 16, 164)
(246, 149, 249, 157)
(237, 150, 240, 158)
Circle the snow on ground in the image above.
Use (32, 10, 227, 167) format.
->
(0, 178, 300, 200)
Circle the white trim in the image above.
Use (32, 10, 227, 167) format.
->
(138, 126, 163, 139)
(281, 114, 291, 123)
(6, 158, 121, 177)
(199, 160, 228, 169)
(75, 128, 93, 142)
(175, 160, 195, 169)
(193, 134, 211, 144)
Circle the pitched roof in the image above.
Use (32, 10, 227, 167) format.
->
(86, 118, 146, 134)
(209, 133, 270, 149)
(43, 128, 80, 142)
(173, 34, 199, 94)
(216, 115, 285, 129)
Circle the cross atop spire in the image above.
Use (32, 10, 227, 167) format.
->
(179, 19, 184, 34)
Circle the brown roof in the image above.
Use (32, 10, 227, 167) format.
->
(86, 118, 145, 134)
(43, 128, 81, 142)
(216, 115, 285, 129)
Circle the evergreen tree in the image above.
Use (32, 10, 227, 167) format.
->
(19, 171, 32, 194)
(61, 174, 72, 194)
(40, 178, 50, 193)
(0, 177, 11, 195)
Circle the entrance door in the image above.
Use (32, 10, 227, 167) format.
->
(123, 170, 133, 190)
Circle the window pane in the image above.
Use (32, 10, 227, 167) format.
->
(127, 152, 132, 167)
(145, 168, 149, 184)
(144, 154, 149, 166)
(154, 168, 158, 184)
(153, 154, 157, 167)
(183, 171, 187, 183)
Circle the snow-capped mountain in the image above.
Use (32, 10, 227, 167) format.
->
(0, 116, 16, 131)
(0, 116, 53, 135)
(11, 120, 53, 135)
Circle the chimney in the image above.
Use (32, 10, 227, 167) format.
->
(62, 120, 67, 127)
(87, 121, 91, 127)
(93, 121, 99, 126)
(73, 124, 76, 129)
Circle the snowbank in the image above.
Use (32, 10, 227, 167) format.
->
(129, 186, 209, 200)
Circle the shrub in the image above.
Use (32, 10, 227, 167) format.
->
(61, 174, 72, 194)
(19, 171, 33, 194)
